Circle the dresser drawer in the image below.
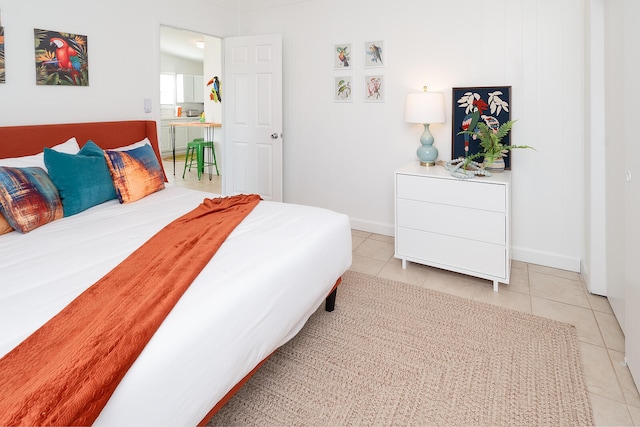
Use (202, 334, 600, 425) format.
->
(397, 198, 505, 245)
(396, 227, 507, 279)
(396, 174, 506, 212)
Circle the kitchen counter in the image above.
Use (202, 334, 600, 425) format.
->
(161, 116, 200, 121)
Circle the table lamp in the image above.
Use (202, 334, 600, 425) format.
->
(404, 87, 445, 166)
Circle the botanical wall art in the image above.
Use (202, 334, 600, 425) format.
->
(451, 86, 512, 168)
(334, 43, 351, 69)
(364, 75, 384, 102)
(0, 25, 5, 84)
(335, 76, 352, 102)
(34, 28, 89, 86)
(364, 40, 384, 68)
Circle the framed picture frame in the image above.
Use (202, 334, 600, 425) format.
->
(34, 28, 89, 86)
(364, 40, 384, 68)
(334, 43, 352, 70)
(451, 86, 512, 168)
(334, 76, 352, 102)
(0, 26, 5, 84)
(364, 75, 384, 102)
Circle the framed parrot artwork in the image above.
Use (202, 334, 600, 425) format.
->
(0, 25, 5, 84)
(34, 29, 89, 86)
(451, 86, 512, 169)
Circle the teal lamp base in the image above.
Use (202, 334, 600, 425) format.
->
(416, 123, 438, 166)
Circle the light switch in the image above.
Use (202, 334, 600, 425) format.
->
(144, 98, 152, 113)
(626, 170, 632, 182)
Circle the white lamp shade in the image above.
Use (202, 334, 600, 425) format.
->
(404, 92, 445, 124)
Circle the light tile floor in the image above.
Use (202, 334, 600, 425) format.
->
(351, 230, 640, 426)
(162, 156, 222, 194)
(167, 170, 639, 425)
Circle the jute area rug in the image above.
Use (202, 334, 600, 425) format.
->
(208, 270, 594, 426)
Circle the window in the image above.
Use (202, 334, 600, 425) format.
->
(160, 73, 175, 105)
(175, 74, 185, 103)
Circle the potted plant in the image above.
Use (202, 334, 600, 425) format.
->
(457, 120, 534, 172)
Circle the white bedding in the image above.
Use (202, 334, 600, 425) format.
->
(0, 185, 352, 426)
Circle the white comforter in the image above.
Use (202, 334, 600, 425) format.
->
(0, 185, 352, 426)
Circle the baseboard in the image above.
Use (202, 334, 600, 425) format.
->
(511, 245, 581, 273)
(351, 220, 582, 274)
(580, 259, 607, 296)
(349, 218, 394, 237)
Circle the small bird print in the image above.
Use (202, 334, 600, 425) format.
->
(337, 79, 351, 100)
(367, 77, 382, 99)
(336, 46, 350, 68)
(367, 43, 383, 65)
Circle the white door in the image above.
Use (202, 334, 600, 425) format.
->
(223, 34, 283, 201)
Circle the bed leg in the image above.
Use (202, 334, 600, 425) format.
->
(325, 288, 337, 312)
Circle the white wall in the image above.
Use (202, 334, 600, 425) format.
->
(160, 52, 203, 76)
(0, 0, 236, 127)
(0, 0, 586, 274)
(237, 0, 585, 272)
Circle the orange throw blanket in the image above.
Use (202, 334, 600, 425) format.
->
(0, 194, 261, 426)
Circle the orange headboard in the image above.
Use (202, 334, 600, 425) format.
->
(0, 120, 166, 179)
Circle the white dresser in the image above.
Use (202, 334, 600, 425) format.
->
(394, 163, 511, 291)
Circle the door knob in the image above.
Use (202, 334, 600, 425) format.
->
(271, 133, 279, 139)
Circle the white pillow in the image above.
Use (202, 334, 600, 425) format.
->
(0, 137, 81, 171)
(110, 137, 151, 152)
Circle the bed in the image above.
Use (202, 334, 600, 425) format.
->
(0, 120, 352, 426)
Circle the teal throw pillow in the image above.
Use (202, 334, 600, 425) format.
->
(44, 141, 117, 217)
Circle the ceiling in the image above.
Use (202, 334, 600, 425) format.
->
(200, 0, 310, 12)
(160, 0, 311, 61)
(160, 26, 207, 62)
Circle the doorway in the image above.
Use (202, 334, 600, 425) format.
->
(159, 25, 223, 194)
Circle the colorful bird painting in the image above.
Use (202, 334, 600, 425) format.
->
(460, 98, 489, 157)
(34, 29, 88, 86)
(367, 43, 383, 64)
(453, 88, 512, 164)
(49, 37, 81, 72)
(48, 37, 84, 84)
(207, 76, 221, 103)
